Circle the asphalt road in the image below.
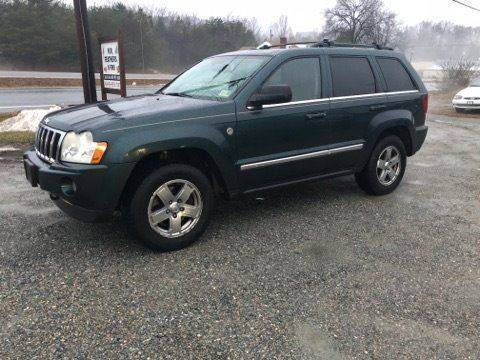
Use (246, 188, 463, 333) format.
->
(0, 70, 175, 80)
(0, 83, 439, 114)
(0, 86, 160, 112)
(1, 115, 479, 358)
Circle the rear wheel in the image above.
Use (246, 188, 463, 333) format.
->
(355, 135, 406, 196)
(127, 164, 213, 251)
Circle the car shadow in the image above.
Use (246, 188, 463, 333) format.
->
(14, 175, 367, 261)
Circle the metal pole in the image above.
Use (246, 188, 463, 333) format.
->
(73, 0, 97, 103)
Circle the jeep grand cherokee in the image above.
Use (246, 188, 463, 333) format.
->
(23, 42, 428, 251)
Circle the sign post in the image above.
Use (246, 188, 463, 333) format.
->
(98, 31, 127, 100)
(73, 0, 97, 103)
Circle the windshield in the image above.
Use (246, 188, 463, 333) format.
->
(162, 55, 270, 100)
(471, 78, 480, 87)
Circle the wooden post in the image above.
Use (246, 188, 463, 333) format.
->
(73, 0, 97, 103)
(118, 30, 127, 98)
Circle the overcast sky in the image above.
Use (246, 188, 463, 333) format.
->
(87, 0, 480, 32)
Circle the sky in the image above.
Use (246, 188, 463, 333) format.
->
(86, 0, 480, 32)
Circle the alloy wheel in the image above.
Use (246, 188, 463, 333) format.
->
(147, 179, 203, 238)
(376, 145, 402, 186)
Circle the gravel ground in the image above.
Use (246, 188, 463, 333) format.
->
(0, 115, 479, 359)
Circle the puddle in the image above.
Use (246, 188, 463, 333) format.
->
(406, 180, 426, 186)
(411, 162, 433, 168)
(0, 146, 20, 152)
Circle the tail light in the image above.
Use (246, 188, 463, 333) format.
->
(421, 94, 429, 115)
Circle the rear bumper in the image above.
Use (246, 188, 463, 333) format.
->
(413, 125, 428, 154)
(23, 149, 135, 222)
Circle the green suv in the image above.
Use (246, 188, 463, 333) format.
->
(23, 42, 429, 251)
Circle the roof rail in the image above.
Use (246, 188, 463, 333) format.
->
(312, 39, 393, 50)
(258, 39, 393, 51)
(311, 39, 393, 50)
(259, 41, 320, 49)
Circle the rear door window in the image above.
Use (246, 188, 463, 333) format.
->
(329, 57, 376, 97)
(377, 58, 417, 92)
(263, 58, 321, 102)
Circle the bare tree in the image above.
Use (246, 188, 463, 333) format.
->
(270, 15, 292, 39)
(440, 58, 480, 89)
(324, 0, 399, 46)
(246, 17, 264, 43)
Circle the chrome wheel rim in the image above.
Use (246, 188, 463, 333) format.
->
(377, 146, 401, 186)
(148, 179, 203, 238)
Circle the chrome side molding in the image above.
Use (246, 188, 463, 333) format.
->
(246, 90, 420, 110)
(240, 143, 364, 171)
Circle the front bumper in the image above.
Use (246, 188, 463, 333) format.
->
(452, 100, 480, 109)
(413, 126, 428, 154)
(23, 149, 135, 222)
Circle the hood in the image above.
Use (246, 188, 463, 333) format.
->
(44, 94, 234, 133)
(456, 86, 480, 98)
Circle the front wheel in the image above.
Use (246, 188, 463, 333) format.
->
(127, 164, 214, 251)
(355, 135, 407, 196)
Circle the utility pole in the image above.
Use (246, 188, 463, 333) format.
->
(139, 15, 145, 73)
(73, 0, 97, 103)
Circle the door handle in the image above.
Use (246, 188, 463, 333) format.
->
(370, 105, 387, 111)
(306, 112, 327, 120)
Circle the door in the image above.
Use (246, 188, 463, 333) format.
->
(327, 55, 386, 171)
(236, 57, 330, 190)
(376, 56, 422, 122)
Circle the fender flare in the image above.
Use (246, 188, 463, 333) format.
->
(108, 124, 239, 194)
(360, 110, 415, 169)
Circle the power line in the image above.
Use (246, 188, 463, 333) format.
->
(451, 0, 480, 12)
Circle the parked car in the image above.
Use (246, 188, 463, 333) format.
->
(23, 42, 429, 251)
(452, 78, 480, 112)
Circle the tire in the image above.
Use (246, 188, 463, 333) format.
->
(127, 164, 214, 251)
(355, 135, 407, 196)
(455, 108, 465, 113)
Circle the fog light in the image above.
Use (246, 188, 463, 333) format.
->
(60, 178, 77, 196)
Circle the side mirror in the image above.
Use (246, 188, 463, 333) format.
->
(247, 85, 292, 109)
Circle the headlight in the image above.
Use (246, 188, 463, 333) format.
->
(60, 131, 108, 164)
(454, 95, 463, 100)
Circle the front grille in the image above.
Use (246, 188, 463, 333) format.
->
(464, 97, 480, 100)
(35, 125, 66, 163)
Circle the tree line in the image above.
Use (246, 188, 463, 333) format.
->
(1, 0, 480, 73)
(0, 0, 257, 72)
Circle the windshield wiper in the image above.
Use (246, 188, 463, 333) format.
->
(180, 77, 249, 95)
(164, 92, 194, 98)
(212, 64, 229, 80)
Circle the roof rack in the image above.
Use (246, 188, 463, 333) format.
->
(259, 39, 393, 51)
(258, 41, 319, 49)
(312, 39, 394, 50)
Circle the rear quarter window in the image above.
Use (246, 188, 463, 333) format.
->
(377, 58, 417, 92)
(329, 57, 376, 97)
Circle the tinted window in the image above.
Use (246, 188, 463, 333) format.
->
(377, 58, 416, 92)
(263, 58, 321, 101)
(330, 57, 376, 97)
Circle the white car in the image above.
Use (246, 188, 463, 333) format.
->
(452, 79, 480, 112)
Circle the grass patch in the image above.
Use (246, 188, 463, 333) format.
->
(0, 113, 35, 146)
(0, 131, 35, 146)
(0, 113, 13, 123)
